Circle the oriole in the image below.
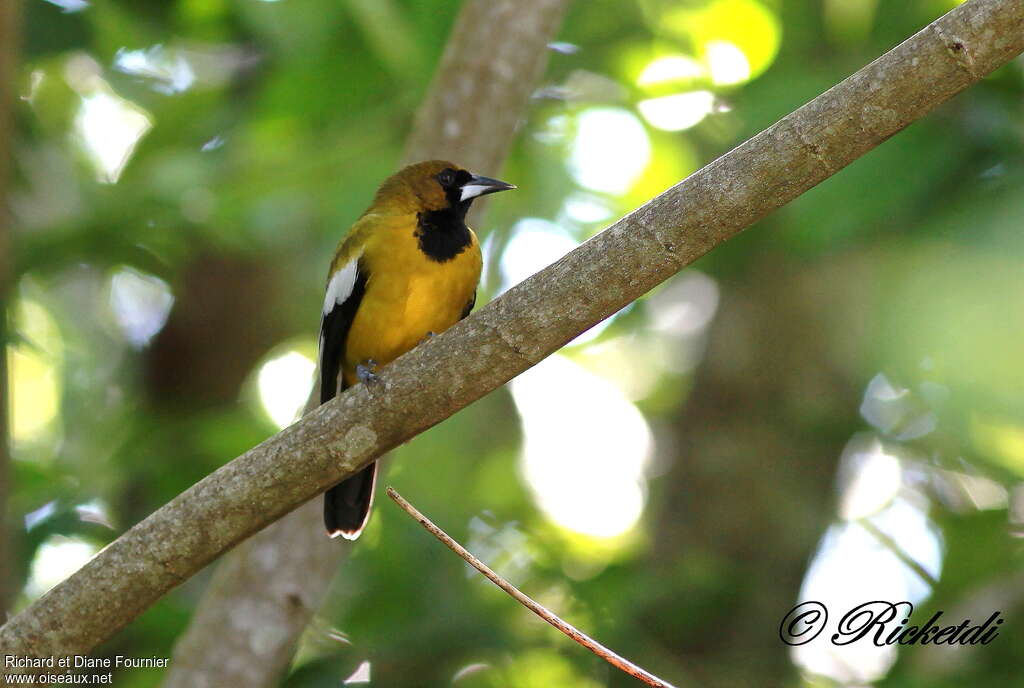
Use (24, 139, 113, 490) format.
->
(319, 160, 515, 539)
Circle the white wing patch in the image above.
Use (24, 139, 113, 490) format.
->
(322, 258, 360, 315)
(319, 257, 360, 387)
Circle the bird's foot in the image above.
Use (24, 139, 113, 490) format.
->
(419, 331, 437, 345)
(356, 359, 381, 385)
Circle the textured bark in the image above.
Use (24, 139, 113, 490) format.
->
(161, 499, 338, 688)
(401, 0, 569, 175)
(162, 1, 571, 686)
(0, 0, 22, 616)
(1, 0, 1022, 670)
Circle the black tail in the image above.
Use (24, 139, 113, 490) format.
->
(324, 462, 377, 540)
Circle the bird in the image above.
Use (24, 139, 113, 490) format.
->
(319, 160, 515, 539)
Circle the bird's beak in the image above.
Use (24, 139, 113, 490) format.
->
(459, 174, 517, 202)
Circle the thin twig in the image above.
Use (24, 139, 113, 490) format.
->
(386, 487, 677, 688)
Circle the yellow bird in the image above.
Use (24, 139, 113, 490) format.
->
(320, 160, 515, 539)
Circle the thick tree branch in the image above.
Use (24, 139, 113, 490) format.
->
(1, 0, 1021, 667)
(162, 1, 570, 685)
(402, 0, 568, 173)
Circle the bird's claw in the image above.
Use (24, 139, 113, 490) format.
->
(356, 359, 381, 385)
(419, 331, 437, 345)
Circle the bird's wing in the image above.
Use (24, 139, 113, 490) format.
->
(319, 233, 369, 404)
(460, 290, 476, 320)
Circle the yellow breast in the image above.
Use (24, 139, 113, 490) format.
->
(342, 217, 481, 386)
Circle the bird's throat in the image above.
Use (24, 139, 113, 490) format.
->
(416, 205, 473, 262)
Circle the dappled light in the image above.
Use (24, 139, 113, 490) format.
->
(257, 349, 316, 429)
(638, 55, 704, 87)
(638, 91, 715, 132)
(512, 354, 652, 539)
(661, 0, 781, 82)
(571, 270, 719, 403)
(73, 91, 150, 183)
(8, 342, 59, 446)
(42, 0, 88, 13)
(498, 218, 577, 294)
(108, 267, 174, 348)
(704, 40, 751, 86)
(794, 499, 943, 685)
(932, 468, 1008, 512)
(66, 55, 152, 183)
(795, 371, 956, 686)
(115, 46, 195, 95)
(859, 373, 938, 441)
(8, 299, 62, 446)
(569, 108, 651, 194)
(342, 660, 371, 684)
(560, 192, 613, 226)
(837, 435, 903, 521)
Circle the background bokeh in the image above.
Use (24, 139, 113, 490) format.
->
(5, 0, 1024, 686)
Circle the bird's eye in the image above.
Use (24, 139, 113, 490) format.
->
(437, 169, 456, 187)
